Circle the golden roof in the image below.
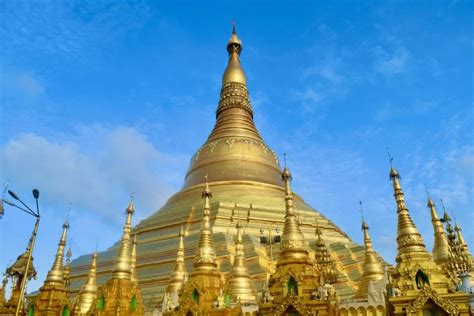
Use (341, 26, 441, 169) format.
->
(5, 250, 37, 279)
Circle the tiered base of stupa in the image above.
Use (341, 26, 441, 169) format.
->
(70, 181, 366, 310)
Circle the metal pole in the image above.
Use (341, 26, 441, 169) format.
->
(15, 216, 40, 316)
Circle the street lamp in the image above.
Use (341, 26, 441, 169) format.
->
(2, 188, 41, 316)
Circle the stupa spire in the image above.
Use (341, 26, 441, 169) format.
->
(183, 23, 282, 189)
(131, 234, 138, 285)
(74, 252, 98, 314)
(193, 177, 218, 272)
(314, 220, 337, 284)
(112, 194, 135, 280)
(355, 214, 384, 298)
(388, 161, 427, 254)
(44, 220, 69, 285)
(278, 164, 310, 266)
(426, 192, 450, 265)
(166, 226, 188, 294)
(226, 220, 257, 304)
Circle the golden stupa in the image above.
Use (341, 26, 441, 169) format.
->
(67, 25, 371, 312)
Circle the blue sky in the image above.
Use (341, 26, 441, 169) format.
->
(1, 1, 472, 292)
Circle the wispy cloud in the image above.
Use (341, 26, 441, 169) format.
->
(373, 46, 410, 75)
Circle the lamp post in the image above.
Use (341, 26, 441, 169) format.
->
(2, 188, 41, 316)
(260, 224, 281, 274)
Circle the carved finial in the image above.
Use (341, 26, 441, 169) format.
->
(232, 20, 236, 34)
(283, 153, 287, 168)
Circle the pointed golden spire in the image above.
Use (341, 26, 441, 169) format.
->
(193, 177, 218, 272)
(355, 213, 384, 298)
(389, 163, 427, 254)
(44, 220, 69, 285)
(112, 194, 135, 280)
(426, 193, 451, 265)
(130, 234, 138, 285)
(278, 164, 310, 266)
(166, 226, 187, 294)
(222, 22, 246, 86)
(226, 220, 257, 304)
(74, 252, 98, 314)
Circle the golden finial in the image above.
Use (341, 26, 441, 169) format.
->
(74, 252, 98, 314)
(44, 220, 69, 285)
(111, 195, 135, 280)
(223, 22, 246, 85)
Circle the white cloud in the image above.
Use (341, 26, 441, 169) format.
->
(1, 70, 44, 97)
(374, 46, 410, 75)
(0, 126, 186, 222)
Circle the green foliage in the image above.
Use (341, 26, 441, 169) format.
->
(28, 305, 34, 316)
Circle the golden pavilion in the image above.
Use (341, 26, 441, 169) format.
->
(1, 25, 473, 316)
